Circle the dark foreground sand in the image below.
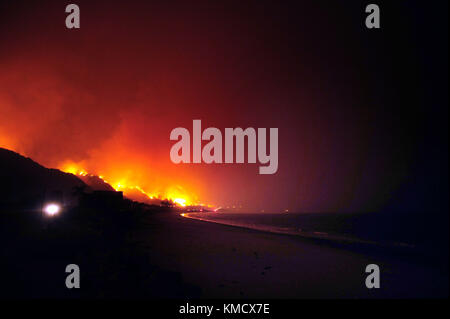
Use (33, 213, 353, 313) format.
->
(2, 209, 447, 298)
(136, 212, 448, 298)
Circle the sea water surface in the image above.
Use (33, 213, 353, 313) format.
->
(183, 211, 449, 252)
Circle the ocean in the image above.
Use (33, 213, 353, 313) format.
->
(184, 211, 449, 253)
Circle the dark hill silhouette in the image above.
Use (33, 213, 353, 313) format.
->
(77, 174, 116, 192)
(0, 147, 199, 298)
(0, 147, 88, 208)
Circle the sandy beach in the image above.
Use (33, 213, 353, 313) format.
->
(135, 212, 449, 298)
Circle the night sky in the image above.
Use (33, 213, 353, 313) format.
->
(0, 0, 447, 213)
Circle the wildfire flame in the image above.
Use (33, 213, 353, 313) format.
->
(60, 162, 195, 207)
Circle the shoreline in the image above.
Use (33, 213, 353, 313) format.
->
(135, 211, 449, 298)
(182, 212, 414, 248)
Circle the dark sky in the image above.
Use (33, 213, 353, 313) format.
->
(0, 0, 447, 213)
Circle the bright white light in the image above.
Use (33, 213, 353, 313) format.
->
(173, 198, 187, 207)
(44, 203, 61, 216)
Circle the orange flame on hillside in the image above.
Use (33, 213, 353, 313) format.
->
(60, 162, 195, 207)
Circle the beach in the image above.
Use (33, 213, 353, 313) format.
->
(1, 207, 447, 299)
(135, 212, 449, 298)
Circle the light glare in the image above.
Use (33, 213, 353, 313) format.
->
(44, 203, 60, 216)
